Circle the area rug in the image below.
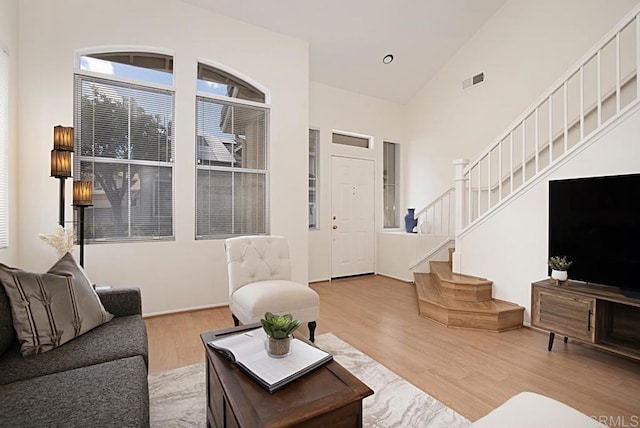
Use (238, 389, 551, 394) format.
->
(148, 333, 470, 428)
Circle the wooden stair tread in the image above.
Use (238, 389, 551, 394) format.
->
(415, 273, 523, 314)
(413, 250, 523, 331)
(429, 261, 493, 302)
(430, 261, 492, 286)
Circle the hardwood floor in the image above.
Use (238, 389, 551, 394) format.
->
(144, 274, 640, 422)
(145, 304, 233, 373)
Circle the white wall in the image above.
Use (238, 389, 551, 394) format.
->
(405, 0, 640, 211)
(16, 0, 309, 315)
(0, 0, 18, 266)
(457, 103, 640, 323)
(308, 82, 404, 281)
(376, 232, 453, 282)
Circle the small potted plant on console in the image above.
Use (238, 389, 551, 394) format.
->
(548, 256, 572, 284)
(261, 312, 301, 358)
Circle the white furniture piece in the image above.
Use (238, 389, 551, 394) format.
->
(224, 235, 320, 341)
(470, 391, 606, 427)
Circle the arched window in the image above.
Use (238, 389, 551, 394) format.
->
(197, 62, 265, 103)
(74, 51, 175, 242)
(195, 62, 268, 238)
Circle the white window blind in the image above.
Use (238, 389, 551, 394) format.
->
(0, 49, 8, 248)
(196, 95, 268, 238)
(383, 141, 399, 228)
(309, 129, 319, 230)
(74, 74, 175, 242)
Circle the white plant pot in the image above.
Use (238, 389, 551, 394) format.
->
(551, 270, 568, 282)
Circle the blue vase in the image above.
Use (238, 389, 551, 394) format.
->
(404, 208, 417, 233)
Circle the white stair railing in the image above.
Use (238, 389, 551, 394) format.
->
(458, 6, 640, 233)
(408, 187, 456, 270)
(414, 187, 455, 236)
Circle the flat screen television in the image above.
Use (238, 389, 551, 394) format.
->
(548, 173, 640, 294)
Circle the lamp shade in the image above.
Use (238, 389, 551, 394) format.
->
(50, 149, 72, 178)
(73, 181, 93, 206)
(53, 125, 74, 151)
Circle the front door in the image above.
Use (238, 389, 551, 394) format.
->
(331, 156, 375, 278)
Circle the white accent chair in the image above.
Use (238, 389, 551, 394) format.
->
(224, 235, 320, 341)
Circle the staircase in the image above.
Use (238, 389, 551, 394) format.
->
(407, 6, 640, 323)
(414, 251, 524, 332)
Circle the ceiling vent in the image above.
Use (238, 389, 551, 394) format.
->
(462, 72, 484, 90)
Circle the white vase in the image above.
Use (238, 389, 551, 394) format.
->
(551, 269, 568, 282)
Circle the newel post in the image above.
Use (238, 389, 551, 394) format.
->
(452, 159, 469, 273)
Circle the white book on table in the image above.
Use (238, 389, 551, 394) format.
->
(207, 327, 333, 393)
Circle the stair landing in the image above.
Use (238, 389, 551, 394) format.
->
(415, 262, 524, 332)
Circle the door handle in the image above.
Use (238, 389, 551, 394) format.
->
(332, 225, 338, 230)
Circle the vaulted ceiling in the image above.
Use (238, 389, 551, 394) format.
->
(181, 0, 507, 104)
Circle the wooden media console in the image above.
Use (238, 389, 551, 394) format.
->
(531, 279, 640, 361)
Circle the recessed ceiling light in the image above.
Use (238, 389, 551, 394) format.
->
(382, 54, 394, 65)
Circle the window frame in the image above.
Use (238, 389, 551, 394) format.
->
(332, 130, 372, 149)
(308, 128, 320, 230)
(73, 50, 176, 243)
(383, 141, 400, 229)
(0, 47, 8, 248)
(195, 63, 270, 239)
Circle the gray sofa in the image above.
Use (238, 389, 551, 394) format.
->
(0, 287, 150, 427)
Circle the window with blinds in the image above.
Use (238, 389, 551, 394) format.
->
(196, 83, 268, 238)
(383, 141, 399, 228)
(309, 129, 319, 230)
(0, 49, 8, 248)
(74, 53, 175, 242)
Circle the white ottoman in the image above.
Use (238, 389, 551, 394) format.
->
(470, 392, 606, 428)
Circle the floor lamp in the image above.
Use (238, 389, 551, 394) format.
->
(50, 126, 74, 226)
(73, 181, 92, 267)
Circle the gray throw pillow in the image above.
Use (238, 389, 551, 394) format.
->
(0, 253, 113, 356)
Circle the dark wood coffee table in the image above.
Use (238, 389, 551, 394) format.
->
(201, 325, 373, 427)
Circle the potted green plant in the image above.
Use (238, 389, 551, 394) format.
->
(261, 312, 301, 358)
(548, 256, 573, 282)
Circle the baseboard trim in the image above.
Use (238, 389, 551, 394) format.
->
(143, 302, 229, 319)
(375, 273, 414, 284)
